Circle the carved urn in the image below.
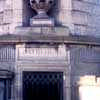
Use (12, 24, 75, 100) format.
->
(30, 0, 54, 26)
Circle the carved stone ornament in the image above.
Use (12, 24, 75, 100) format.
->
(30, 0, 54, 26)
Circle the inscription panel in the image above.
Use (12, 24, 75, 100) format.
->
(17, 44, 68, 61)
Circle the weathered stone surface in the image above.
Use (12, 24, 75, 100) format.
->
(15, 26, 70, 36)
(71, 0, 100, 36)
(0, 1, 100, 100)
(0, 0, 100, 36)
(30, 18, 54, 27)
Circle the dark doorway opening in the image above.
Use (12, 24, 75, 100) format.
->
(23, 72, 63, 100)
(0, 79, 11, 100)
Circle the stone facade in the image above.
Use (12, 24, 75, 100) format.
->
(0, 0, 100, 100)
(1, 0, 100, 35)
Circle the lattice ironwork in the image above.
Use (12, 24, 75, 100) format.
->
(23, 72, 63, 100)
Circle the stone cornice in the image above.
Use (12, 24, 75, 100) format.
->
(0, 34, 100, 46)
(0, 26, 100, 46)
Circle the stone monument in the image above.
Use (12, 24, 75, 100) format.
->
(30, 0, 54, 27)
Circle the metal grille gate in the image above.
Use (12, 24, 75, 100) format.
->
(23, 72, 63, 100)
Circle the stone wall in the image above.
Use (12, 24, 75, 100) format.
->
(13, 43, 71, 100)
(0, 45, 15, 71)
(0, 0, 22, 34)
(0, 0, 13, 34)
(72, 0, 100, 36)
(0, 0, 100, 36)
(70, 46, 100, 100)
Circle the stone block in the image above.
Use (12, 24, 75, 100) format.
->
(5, 0, 13, 9)
(60, 0, 72, 10)
(15, 26, 70, 36)
(13, 0, 23, 9)
(0, 13, 3, 25)
(30, 18, 54, 27)
(72, 11, 88, 25)
(56, 9, 74, 31)
(92, 5, 100, 16)
(3, 9, 13, 24)
(74, 25, 87, 35)
(72, 12, 87, 26)
(86, 26, 97, 35)
(0, 0, 5, 12)
(83, 0, 98, 4)
(13, 9, 23, 23)
(0, 25, 3, 34)
(72, 0, 94, 13)
(72, 0, 100, 36)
